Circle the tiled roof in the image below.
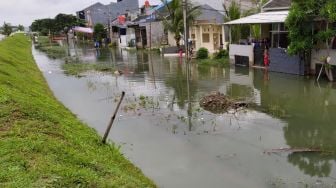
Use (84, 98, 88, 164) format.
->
(195, 4, 224, 24)
(80, 0, 139, 26)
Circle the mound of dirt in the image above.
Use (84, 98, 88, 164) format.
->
(199, 92, 248, 114)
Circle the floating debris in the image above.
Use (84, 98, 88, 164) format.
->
(199, 92, 248, 114)
(263, 147, 327, 155)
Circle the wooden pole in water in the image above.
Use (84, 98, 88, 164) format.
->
(102, 91, 125, 144)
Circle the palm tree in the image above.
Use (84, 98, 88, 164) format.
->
(160, 0, 200, 47)
(223, 1, 241, 43)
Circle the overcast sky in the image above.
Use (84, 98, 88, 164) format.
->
(0, 0, 223, 27)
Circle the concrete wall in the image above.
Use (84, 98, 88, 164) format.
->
(191, 24, 222, 53)
(167, 32, 176, 47)
(119, 35, 127, 47)
(229, 44, 254, 66)
(311, 49, 336, 73)
(126, 28, 136, 47)
(269, 48, 303, 75)
(144, 21, 165, 48)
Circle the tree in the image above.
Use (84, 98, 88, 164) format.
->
(30, 18, 55, 35)
(2, 22, 12, 36)
(30, 14, 84, 35)
(18, 25, 24, 31)
(161, 0, 200, 47)
(223, 0, 269, 42)
(243, 0, 268, 40)
(223, 1, 241, 43)
(285, 0, 336, 80)
(286, 0, 336, 54)
(93, 23, 106, 42)
(53, 14, 83, 34)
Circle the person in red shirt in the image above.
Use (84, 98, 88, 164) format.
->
(264, 48, 269, 67)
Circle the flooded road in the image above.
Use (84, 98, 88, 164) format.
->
(33, 46, 336, 188)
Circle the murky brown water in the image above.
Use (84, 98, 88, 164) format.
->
(33, 45, 336, 188)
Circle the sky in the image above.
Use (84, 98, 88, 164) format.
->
(0, 0, 223, 27)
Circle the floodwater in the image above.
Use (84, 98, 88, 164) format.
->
(33, 44, 336, 188)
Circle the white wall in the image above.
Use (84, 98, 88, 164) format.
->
(229, 44, 254, 66)
(167, 31, 184, 47)
(311, 49, 336, 71)
(119, 35, 127, 47)
(191, 24, 222, 53)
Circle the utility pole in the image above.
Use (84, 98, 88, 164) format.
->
(183, 0, 188, 59)
(145, 0, 152, 50)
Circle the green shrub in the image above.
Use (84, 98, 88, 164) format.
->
(196, 47, 209, 59)
(214, 49, 228, 59)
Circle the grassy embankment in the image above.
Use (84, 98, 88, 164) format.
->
(0, 34, 155, 187)
(36, 36, 115, 76)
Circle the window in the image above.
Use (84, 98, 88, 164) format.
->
(120, 28, 126, 35)
(202, 33, 210, 43)
(271, 23, 289, 48)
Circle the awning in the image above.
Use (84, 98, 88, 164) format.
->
(224, 11, 289, 25)
(72, 27, 93, 34)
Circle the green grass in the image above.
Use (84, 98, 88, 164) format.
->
(194, 57, 230, 67)
(62, 61, 116, 76)
(0, 34, 156, 187)
(35, 36, 67, 59)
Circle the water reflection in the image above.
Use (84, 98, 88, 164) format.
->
(254, 70, 336, 177)
(34, 44, 336, 187)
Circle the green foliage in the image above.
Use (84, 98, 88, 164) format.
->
(286, 0, 336, 55)
(225, 1, 240, 21)
(62, 61, 116, 76)
(31, 14, 83, 35)
(35, 36, 67, 58)
(214, 49, 228, 59)
(161, 0, 200, 47)
(93, 23, 106, 42)
(2, 22, 12, 36)
(251, 25, 261, 40)
(18, 25, 25, 31)
(196, 47, 209, 59)
(223, 1, 241, 43)
(223, 0, 267, 42)
(30, 18, 54, 35)
(0, 34, 155, 187)
(196, 58, 230, 67)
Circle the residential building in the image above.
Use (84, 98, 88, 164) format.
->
(189, 4, 225, 53)
(224, 0, 307, 75)
(132, 2, 170, 49)
(76, 0, 139, 28)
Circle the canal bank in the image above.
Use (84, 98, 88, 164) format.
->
(0, 34, 155, 187)
(32, 37, 336, 187)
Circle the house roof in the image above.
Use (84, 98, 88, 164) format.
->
(262, 0, 291, 11)
(224, 11, 289, 25)
(195, 4, 224, 24)
(84, 2, 105, 10)
(79, 0, 139, 26)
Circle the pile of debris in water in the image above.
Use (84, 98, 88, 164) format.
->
(199, 92, 248, 114)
